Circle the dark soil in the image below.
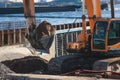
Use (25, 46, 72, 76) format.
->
(2, 56, 48, 74)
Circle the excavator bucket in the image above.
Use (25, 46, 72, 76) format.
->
(23, 0, 55, 52)
(30, 21, 55, 52)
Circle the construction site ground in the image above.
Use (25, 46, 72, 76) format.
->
(6, 73, 119, 80)
(0, 45, 119, 80)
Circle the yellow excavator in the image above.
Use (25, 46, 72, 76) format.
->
(23, 0, 120, 77)
(48, 0, 120, 75)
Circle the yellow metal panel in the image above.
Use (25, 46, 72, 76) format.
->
(85, 0, 94, 32)
(96, 0, 101, 17)
(85, 0, 101, 32)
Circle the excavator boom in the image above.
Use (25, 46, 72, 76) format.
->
(85, 0, 101, 32)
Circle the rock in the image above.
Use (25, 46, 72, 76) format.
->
(0, 62, 14, 79)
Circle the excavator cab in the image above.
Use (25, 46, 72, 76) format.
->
(92, 19, 120, 52)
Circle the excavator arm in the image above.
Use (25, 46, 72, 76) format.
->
(23, 0, 37, 48)
(85, 0, 102, 32)
(23, 0, 36, 33)
(23, 0, 55, 52)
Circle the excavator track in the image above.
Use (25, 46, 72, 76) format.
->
(48, 54, 87, 74)
(48, 50, 120, 75)
(93, 57, 120, 76)
(48, 53, 103, 74)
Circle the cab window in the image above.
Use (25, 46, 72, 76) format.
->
(93, 21, 108, 50)
(108, 20, 120, 45)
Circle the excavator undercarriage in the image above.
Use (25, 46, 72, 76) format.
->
(48, 50, 120, 76)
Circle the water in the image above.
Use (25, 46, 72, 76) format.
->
(0, 10, 120, 25)
(0, 11, 83, 25)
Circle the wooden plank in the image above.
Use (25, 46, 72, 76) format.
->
(1, 30, 4, 45)
(10, 30, 14, 45)
(13, 29, 16, 44)
(0, 31, 1, 46)
(7, 30, 10, 45)
(65, 24, 68, 29)
(19, 29, 22, 43)
(63, 24, 65, 29)
(21, 29, 26, 43)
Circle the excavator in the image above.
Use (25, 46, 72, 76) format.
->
(23, 0, 120, 77)
(48, 0, 120, 75)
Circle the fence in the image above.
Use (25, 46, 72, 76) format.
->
(55, 28, 82, 56)
(0, 21, 27, 46)
(0, 20, 41, 46)
(0, 21, 89, 56)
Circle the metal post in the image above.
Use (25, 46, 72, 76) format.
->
(55, 35, 58, 57)
(110, 0, 115, 18)
(82, 0, 87, 48)
(76, 32, 78, 42)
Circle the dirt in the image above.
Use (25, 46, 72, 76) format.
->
(2, 56, 48, 74)
(0, 55, 48, 79)
(0, 56, 119, 80)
